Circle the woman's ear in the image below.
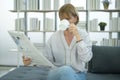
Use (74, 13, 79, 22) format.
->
(72, 16, 77, 24)
(74, 16, 79, 25)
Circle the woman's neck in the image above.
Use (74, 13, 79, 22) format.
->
(64, 29, 74, 46)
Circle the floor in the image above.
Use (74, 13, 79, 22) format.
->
(0, 66, 15, 77)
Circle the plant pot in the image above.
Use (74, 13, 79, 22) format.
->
(100, 26, 105, 31)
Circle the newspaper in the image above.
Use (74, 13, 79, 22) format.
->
(8, 31, 55, 68)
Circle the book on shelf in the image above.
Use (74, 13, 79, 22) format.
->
(64, 0, 71, 3)
(118, 18, 120, 31)
(87, 0, 100, 10)
(45, 18, 54, 31)
(29, 18, 40, 31)
(14, 0, 39, 10)
(54, 0, 59, 10)
(115, 0, 120, 9)
(14, 0, 26, 10)
(42, 0, 51, 10)
(100, 38, 120, 46)
(28, 0, 39, 10)
(15, 18, 25, 31)
(75, 7, 84, 10)
(109, 17, 120, 31)
(118, 40, 120, 46)
(89, 19, 98, 31)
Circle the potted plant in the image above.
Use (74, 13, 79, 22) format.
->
(98, 22, 107, 31)
(102, 0, 110, 10)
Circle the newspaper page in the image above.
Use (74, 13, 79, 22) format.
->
(8, 31, 55, 68)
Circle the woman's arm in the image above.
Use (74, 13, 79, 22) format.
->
(76, 31, 93, 63)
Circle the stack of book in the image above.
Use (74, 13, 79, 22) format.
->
(64, 0, 71, 3)
(42, 0, 51, 10)
(29, 18, 40, 31)
(100, 38, 120, 46)
(89, 19, 98, 31)
(44, 18, 54, 31)
(14, 0, 39, 10)
(115, 0, 120, 9)
(15, 18, 25, 31)
(87, 0, 100, 10)
(109, 17, 120, 31)
(28, 0, 40, 10)
(53, 0, 59, 10)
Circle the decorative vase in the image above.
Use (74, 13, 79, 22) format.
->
(102, 0, 110, 10)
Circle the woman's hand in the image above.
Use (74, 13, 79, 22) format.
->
(68, 23, 78, 35)
(22, 56, 32, 66)
(68, 23, 81, 41)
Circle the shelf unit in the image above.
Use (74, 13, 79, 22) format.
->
(88, 9, 120, 46)
(10, 0, 120, 46)
(10, 10, 58, 45)
(87, 0, 120, 46)
(10, 9, 88, 46)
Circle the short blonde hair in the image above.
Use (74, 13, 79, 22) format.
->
(59, 3, 79, 25)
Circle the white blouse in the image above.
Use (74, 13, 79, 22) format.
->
(43, 29, 93, 72)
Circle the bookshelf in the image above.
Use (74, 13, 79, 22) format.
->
(10, 0, 120, 47)
(87, 0, 120, 46)
(11, 0, 59, 47)
(10, 0, 88, 48)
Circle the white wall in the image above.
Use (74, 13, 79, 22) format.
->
(0, 0, 23, 66)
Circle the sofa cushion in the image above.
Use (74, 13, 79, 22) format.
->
(88, 45, 120, 73)
(0, 66, 51, 80)
(87, 73, 120, 80)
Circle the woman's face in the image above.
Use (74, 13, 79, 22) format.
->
(62, 13, 77, 24)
